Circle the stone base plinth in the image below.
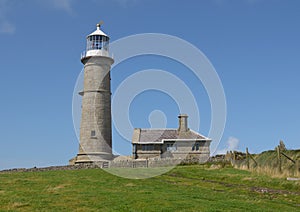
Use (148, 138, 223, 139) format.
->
(71, 152, 113, 165)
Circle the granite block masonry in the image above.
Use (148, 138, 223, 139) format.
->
(73, 23, 114, 164)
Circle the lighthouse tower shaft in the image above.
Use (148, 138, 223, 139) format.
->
(75, 24, 114, 163)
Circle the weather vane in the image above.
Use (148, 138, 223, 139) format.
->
(97, 20, 104, 28)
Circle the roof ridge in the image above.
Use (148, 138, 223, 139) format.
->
(189, 129, 211, 140)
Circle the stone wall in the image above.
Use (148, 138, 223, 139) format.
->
(0, 164, 100, 173)
(109, 157, 209, 168)
(1, 157, 211, 173)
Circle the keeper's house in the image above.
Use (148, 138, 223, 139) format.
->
(132, 114, 211, 161)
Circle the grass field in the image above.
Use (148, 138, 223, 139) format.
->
(235, 149, 300, 177)
(0, 165, 299, 211)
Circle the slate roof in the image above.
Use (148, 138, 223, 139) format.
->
(132, 128, 211, 144)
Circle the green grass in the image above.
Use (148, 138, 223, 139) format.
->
(236, 149, 300, 177)
(254, 150, 300, 167)
(0, 165, 299, 211)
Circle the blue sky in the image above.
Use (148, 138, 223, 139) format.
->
(0, 0, 299, 169)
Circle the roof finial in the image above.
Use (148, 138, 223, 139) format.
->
(97, 20, 104, 29)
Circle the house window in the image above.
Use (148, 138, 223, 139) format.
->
(196, 143, 200, 151)
(192, 143, 200, 151)
(167, 143, 177, 152)
(91, 130, 96, 137)
(142, 145, 154, 151)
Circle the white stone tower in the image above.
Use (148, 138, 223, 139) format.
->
(75, 23, 114, 164)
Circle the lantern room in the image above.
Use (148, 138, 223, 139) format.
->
(82, 23, 111, 59)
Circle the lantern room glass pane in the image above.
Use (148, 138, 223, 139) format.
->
(86, 35, 110, 51)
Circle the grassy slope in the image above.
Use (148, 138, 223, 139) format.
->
(0, 165, 299, 211)
(237, 149, 300, 177)
(254, 150, 300, 167)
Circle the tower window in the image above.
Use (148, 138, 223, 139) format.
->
(91, 130, 96, 137)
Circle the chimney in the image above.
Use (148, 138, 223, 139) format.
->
(178, 114, 189, 132)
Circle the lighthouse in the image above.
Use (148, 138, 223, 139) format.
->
(75, 22, 114, 164)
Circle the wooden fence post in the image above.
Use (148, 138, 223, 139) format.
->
(276, 146, 282, 173)
(246, 148, 250, 169)
(296, 160, 300, 176)
(232, 151, 236, 166)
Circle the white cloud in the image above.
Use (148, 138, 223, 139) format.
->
(0, 21, 15, 34)
(0, 0, 16, 34)
(216, 136, 239, 155)
(0, 0, 75, 35)
(0, 0, 9, 13)
(113, 0, 137, 8)
(49, 0, 73, 14)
